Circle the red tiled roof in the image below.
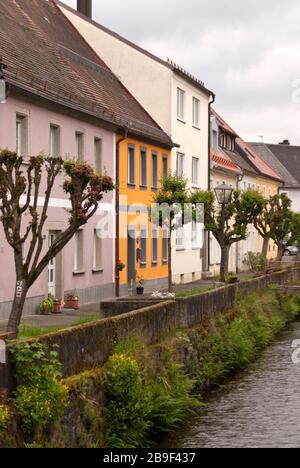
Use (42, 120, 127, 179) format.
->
(211, 148, 240, 174)
(0, 0, 173, 148)
(236, 138, 283, 182)
(212, 109, 282, 182)
(212, 109, 238, 137)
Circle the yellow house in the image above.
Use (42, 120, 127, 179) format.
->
(116, 136, 173, 295)
(236, 139, 283, 261)
(256, 177, 281, 260)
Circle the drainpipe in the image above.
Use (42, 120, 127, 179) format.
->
(206, 93, 216, 273)
(115, 129, 128, 297)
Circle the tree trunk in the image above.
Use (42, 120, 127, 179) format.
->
(168, 228, 172, 293)
(262, 237, 269, 259)
(276, 244, 284, 262)
(7, 278, 28, 338)
(220, 244, 230, 282)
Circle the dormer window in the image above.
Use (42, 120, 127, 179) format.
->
(228, 136, 235, 152)
(219, 131, 235, 151)
(219, 132, 227, 148)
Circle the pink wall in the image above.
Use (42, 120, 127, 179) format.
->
(0, 95, 115, 307)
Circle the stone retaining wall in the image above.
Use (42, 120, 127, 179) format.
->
(1, 267, 300, 389)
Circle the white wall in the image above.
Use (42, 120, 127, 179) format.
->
(61, 4, 211, 283)
(61, 6, 172, 134)
(210, 173, 238, 276)
(280, 188, 300, 213)
(171, 74, 210, 281)
(237, 174, 257, 271)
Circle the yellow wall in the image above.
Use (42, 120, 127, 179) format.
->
(118, 136, 170, 285)
(256, 176, 280, 260)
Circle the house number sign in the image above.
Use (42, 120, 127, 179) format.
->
(16, 281, 23, 298)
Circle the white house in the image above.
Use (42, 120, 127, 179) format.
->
(249, 142, 300, 213)
(59, 0, 215, 283)
(210, 110, 259, 275)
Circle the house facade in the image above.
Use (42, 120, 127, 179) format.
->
(250, 142, 300, 213)
(210, 110, 282, 275)
(58, 0, 215, 284)
(0, 0, 174, 319)
(0, 94, 115, 320)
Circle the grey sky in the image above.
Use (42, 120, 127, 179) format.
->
(62, 0, 300, 144)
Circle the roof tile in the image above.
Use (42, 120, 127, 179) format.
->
(0, 0, 173, 147)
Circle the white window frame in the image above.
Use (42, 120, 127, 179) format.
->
(176, 223, 185, 250)
(176, 152, 185, 178)
(49, 124, 60, 157)
(192, 157, 199, 187)
(16, 113, 28, 157)
(75, 131, 84, 162)
(162, 224, 168, 264)
(192, 97, 200, 128)
(151, 225, 158, 265)
(74, 229, 84, 273)
(93, 229, 103, 271)
(177, 88, 185, 121)
(94, 137, 102, 172)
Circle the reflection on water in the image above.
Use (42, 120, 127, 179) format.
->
(160, 321, 300, 448)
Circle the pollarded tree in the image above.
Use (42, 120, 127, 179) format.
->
(289, 212, 300, 262)
(0, 150, 114, 337)
(151, 176, 189, 293)
(253, 193, 293, 260)
(190, 189, 265, 279)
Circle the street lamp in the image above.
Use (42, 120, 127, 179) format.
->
(214, 182, 234, 282)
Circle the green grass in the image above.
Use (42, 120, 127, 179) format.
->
(17, 324, 63, 340)
(17, 315, 101, 340)
(71, 315, 101, 326)
(176, 286, 214, 298)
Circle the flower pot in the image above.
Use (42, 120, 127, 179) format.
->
(136, 286, 144, 295)
(53, 302, 62, 314)
(65, 298, 80, 310)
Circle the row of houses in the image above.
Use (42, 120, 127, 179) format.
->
(0, 0, 299, 319)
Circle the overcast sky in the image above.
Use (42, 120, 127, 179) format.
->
(62, 0, 300, 144)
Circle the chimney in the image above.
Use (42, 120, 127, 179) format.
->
(77, 0, 92, 19)
(279, 139, 290, 146)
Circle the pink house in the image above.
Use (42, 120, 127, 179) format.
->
(0, 0, 172, 320)
(0, 94, 115, 320)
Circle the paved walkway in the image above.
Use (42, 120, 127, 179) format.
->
(0, 303, 102, 335)
(0, 267, 292, 336)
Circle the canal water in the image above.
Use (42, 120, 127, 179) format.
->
(160, 321, 300, 448)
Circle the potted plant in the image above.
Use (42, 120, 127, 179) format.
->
(53, 299, 62, 314)
(136, 275, 145, 295)
(224, 272, 239, 284)
(116, 259, 125, 272)
(38, 294, 54, 315)
(243, 252, 266, 277)
(65, 294, 80, 310)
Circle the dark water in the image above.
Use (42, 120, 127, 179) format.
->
(160, 321, 300, 448)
